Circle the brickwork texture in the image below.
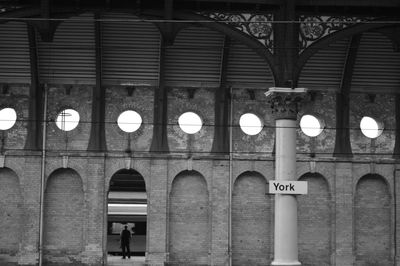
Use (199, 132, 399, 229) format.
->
(0, 16, 399, 265)
(0, 84, 398, 266)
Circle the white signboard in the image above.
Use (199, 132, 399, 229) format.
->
(269, 181, 308, 195)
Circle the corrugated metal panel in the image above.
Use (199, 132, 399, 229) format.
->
(352, 32, 400, 93)
(164, 26, 224, 87)
(38, 13, 96, 84)
(298, 38, 349, 91)
(0, 21, 31, 83)
(226, 39, 273, 88)
(101, 13, 160, 86)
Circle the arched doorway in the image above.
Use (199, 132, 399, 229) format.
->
(107, 169, 147, 262)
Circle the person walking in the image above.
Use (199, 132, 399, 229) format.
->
(120, 225, 131, 259)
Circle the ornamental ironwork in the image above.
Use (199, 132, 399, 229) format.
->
(299, 15, 373, 53)
(199, 12, 274, 53)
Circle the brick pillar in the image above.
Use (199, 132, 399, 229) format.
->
(211, 160, 230, 265)
(334, 162, 354, 266)
(18, 157, 41, 266)
(82, 157, 106, 265)
(146, 159, 168, 265)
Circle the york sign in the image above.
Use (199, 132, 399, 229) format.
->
(269, 181, 308, 195)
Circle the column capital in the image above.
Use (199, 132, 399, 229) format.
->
(265, 88, 309, 120)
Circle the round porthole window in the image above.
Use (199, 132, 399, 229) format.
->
(56, 109, 80, 131)
(360, 116, 383, 138)
(0, 107, 17, 130)
(117, 110, 143, 133)
(178, 112, 202, 134)
(239, 113, 263, 135)
(300, 115, 324, 137)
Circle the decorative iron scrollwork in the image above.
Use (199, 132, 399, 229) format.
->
(199, 12, 274, 53)
(299, 15, 374, 53)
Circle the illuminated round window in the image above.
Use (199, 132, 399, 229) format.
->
(360, 116, 383, 138)
(178, 112, 202, 134)
(239, 113, 263, 135)
(0, 107, 17, 130)
(117, 110, 142, 133)
(56, 109, 80, 131)
(300, 115, 324, 137)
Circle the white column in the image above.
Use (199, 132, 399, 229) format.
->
(271, 118, 301, 266)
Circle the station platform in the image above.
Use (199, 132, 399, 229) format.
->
(107, 255, 145, 266)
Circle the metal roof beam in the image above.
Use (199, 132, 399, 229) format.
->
(150, 36, 170, 153)
(339, 34, 361, 94)
(211, 35, 231, 154)
(88, 13, 107, 151)
(333, 34, 361, 157)
(274, 0, 298, 87)
(25, 24, 43, 151)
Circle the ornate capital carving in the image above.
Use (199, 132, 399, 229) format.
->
(266, 91, 309, 120)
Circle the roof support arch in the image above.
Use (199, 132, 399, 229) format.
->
(144, 10, 277, 83)
(295, 19, 399, 83)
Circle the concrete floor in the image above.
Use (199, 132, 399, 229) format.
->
(107, 255, 145, 266)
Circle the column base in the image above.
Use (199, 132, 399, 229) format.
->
(271, 260, 301, 266)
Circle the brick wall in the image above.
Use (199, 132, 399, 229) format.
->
(167, 88, 215, 154)
(354, 174, 392, 265)
(0, 81, 399, 266)
(297, 92, 336, 156)
(43, 168, 85, 264)
(298, 173, 332, 266)
(0, 85, 29, 151)
(0, 11, 399, 266)
(45, 86, 92, 152)
(350, 94, 395, 157)
(232, 89, 275, 155)
(232, 172, 272, 266)
(168, 171, 210, 265)
(105, 86, 154, 153)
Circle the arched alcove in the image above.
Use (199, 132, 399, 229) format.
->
(169, 170, 210, 265)
(37, 13, 95, 84)
(0, 168, 22, 255)
(0, 21, 30, 83)
(297, 173, 331, 266)
(107, 169, 147, 259)
(232, 171, 272, 266)
(355, 174, 392, 265)
(101, 12, 160, 86)
(43, 168, 84, 258)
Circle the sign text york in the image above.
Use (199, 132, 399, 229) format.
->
(269, 180, 308, 195)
